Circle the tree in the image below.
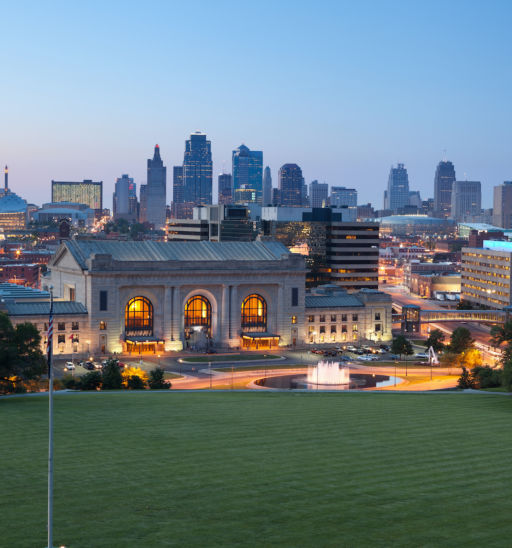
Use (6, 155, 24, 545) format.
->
(490, 321, 512, 348)
(127, 375, 146, 390)
(122, 366, 148, 388)
(79, 371, 102, 390)
(457, 366, 476, 389)
(102, 359, 123, 389)
(470, 366, 502, 389)
(425, 329, 445, 353)
(448, 327, 474, 354)
(391, 335, 413, 359)
(0, 313, 46, 393)
(502, 357, 512, 391)
(456, 300, 474, 310)
(148, 368, 169, 390)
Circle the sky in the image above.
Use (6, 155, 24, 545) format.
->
(1, 0, 511, 210)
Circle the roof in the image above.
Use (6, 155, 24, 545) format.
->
(0, 283, 50, 299)
(61, 240, 292, 269)
(305, 295, 364, 309)
(0, 192, 27, 213)
(3, 301, 87, 316)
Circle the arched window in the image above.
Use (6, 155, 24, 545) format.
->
(184, 295, 211, 329)
(125, 296, 153, 336)
(241, 294, 267, 331)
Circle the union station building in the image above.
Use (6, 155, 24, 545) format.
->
(2, 240, 392, 357)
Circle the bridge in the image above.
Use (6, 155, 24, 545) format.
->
(396, 304, 512, 333)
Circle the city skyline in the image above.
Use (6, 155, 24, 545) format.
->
(2, 1, 512, 208)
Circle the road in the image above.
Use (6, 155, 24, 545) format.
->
(386, 285, 501, 364)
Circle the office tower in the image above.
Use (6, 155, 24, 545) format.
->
(493, 182, 512, 228)
(140, 144, 166, 228)
(383, 163, 409, 213)
(51, 180, 103, 212)
(279, 164, 303, 206)
(232, 144, 263, 204)
(331, 186, 357, 207)
(309, 180, 329, 208)
(450, 180, 481, 222)
(262, 166, 272, 206)
(409, 191, 422, 208)
(171, 166, 191, 218)
(4, 165, 7, 192)
(218, 173, 233, 205)
(113, 174, 137, 222)
(434, 161, 456, 217)
(183, 131, 213, 207)
(302, 181, 308, 206)
(139, 185, 147, 223)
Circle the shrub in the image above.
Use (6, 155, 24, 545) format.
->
(122, 366, 148, 388)
(148, 368, 169, 389)
(457, 367, 476, 389)
(471, 366, 502, 389)
(102, 359, 123, 390)
(127, 375, 147, 390)
(79, 371, 102, 391)
(61, 375, 80, 390)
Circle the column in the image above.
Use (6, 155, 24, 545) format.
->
(163, 286, 173, 346)
(220, 285, 230, 346)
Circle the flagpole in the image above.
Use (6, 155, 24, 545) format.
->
(47, 287, 54, 548)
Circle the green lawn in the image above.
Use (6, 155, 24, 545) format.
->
(181, 353, 280, 363)
(3, 392, 512, 547)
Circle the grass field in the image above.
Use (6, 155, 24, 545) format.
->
(3, 391, 512, 547)
(181, 353, 280, 363)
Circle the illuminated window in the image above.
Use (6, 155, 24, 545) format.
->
(291, 315, 297, 324)
(241, 294, 267, 330)
(185, 295, 211, 329)
(308, 315, 315, 323)
(99, 321, 107, 330)
(125, 296, 153, 336)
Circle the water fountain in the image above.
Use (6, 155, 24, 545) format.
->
(307, 360, 350, 386)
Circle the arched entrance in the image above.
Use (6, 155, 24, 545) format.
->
(240, 294, 277, 349)
(125, 296, 158, 353)
(184, 295, 212, 351)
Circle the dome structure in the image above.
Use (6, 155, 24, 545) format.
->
(0, 191, 27, 213)
(379, 215, 455, 236)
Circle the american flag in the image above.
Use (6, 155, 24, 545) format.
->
(46, 299, 54, 366)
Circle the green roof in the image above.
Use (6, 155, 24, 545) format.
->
(0, 283, 50, 300)
(305, 295, 364, 309)
(4, 301, 87, 316)
(61, 240, 292, 269)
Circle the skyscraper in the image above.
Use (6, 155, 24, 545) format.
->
(450, 180, 481, 221)
(493, 181, 512, 228)
(140, 145, 167, 228)
(434, 161, 456, 217)
(171, 166, 189, 218)
(383, 163, 410, 213)
(218, 173, 233, 205)
(279, 164, 303, 206)
(309, 180, 329, 208)
(262, 166, 272, 205)
(183, 131, 213, 207)
(330, 186, 357, 207)
(232, 144, 263, 204)
(113, 174, 137, 222)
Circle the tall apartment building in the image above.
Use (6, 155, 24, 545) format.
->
(450, 180, 481, 222)
(51, 180, 103, 212)
(232, 144, 263, 204)
(278, 164, 303, 206)
(262, 166, 272, 206)
(218, 173, 233, 205)
(461, 240, 512, 309)
(309, 181, 329, 208)
(331, 186, 357, 207)
(113, 174, 137, 222)
(493, 181, 512, 229)
(434, 160, 456, 217)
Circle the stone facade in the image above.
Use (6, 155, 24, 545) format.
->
(46, 240, 307, 354)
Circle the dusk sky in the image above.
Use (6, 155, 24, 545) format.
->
(1, 0, 511, 209)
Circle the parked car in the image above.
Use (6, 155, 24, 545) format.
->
(311, 348, 323, 354)
(117, 361, 126, 369)
(83, 361, 95, 370)
(93, 362, 103, 370)
(379, 344, 390, 351)
(64, 361, 75, 371)
(415, 352, 428, 359)
(323, 350, 337, 357)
